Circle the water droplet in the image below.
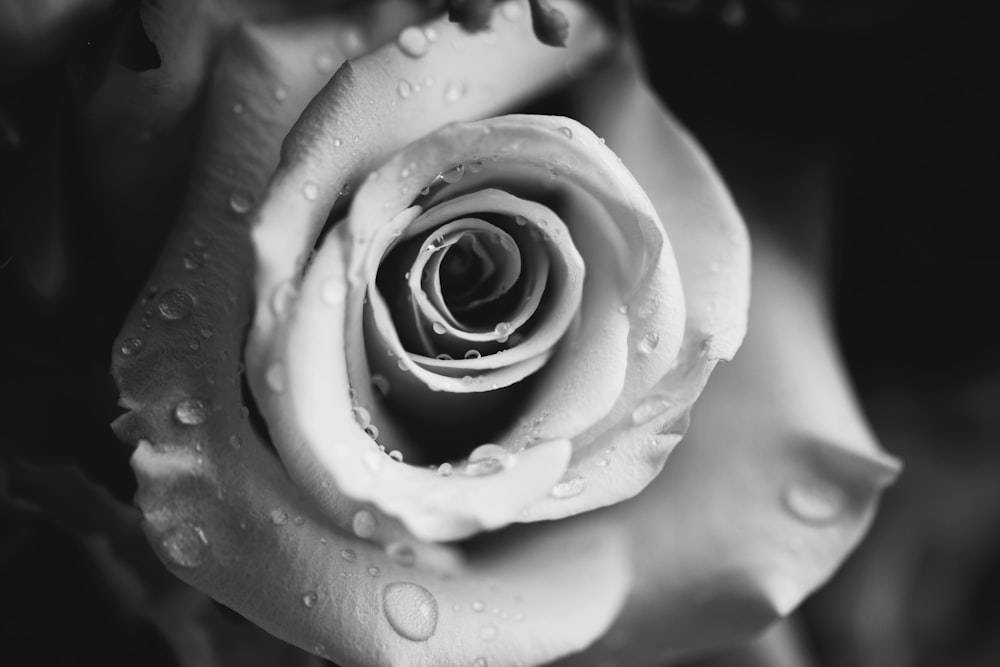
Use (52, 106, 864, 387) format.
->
(158, 289, 194, 320)
(397, 26, 429, 57)
(558, 126, 573, 139)
(397, 79, 413, 99)
(440, 163, 465, 183)
(471, 600, 485, 613)
(638, 331, 660, 355)
(551, 475, 585, 499)
(636, 299, 657, 319)
(783, 480, 847, 525)
(436, 462, 454, 477)
(397, 358, 408, 371)
(444, 81, 466, 104)
(368, 566, 381, 577)
(596, 456, 610, 467)
(228, 189, 252, 215)
(162, 523, 209, 567)
(494, 322, 511, 338)
(387, 542, 416, 567)
(175, 398, 210, 425)
(229, 434, 243, 450)
(188, 339, 201, 351)
(303, 181, 320, 201)
(183, 251, 204, 270)
(436, 353, 454, 361)
(480, 624, 497, 641)
(632, 395, 672, 425)
(352, 406, 372, 428)
(389, 449, 404, 462)
(314, 51, 336, 73)
(302, 591, 318, 608)
(432, 321, 446, 335)
(382, 582, 438, 642)
(293, 515, 305, 526)
(424, 25, 439, 42)
(339, 26, 367, 56)
(473, 658, 487, 667)
(352, 509, 378, 538)
(501, 1, 524, 20)
(464, 349, 481, 360)
(274, 86, 288, 101)
(266, 362, 286, 392)
(120, 337, 143, 356)
(341, 548, 357, 562)
(270, 508, 288, 525)
(465, 444, 510, 476)
(372, 374, 391, 398)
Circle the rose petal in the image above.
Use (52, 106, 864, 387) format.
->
(519, 51, 752, 520)
(548, 233, 900, 666)
(112, 8, 631, 666)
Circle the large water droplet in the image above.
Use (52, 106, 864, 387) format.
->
(383, 583, 438, 642)
(632, 395, 672, 425)
(397, 26, 429, 58)
(120, 337, 143, 356)
(551, 475, 585, 499)
(162, 522, 209, 567)
(302, 591, 318, 608)
(175, 398, 211, 425)
(432, 321, 447, 335)
(397, 79, 413, 99)
(465, 444, 510, 476)
(558, 126, 573, 139)
(158, 289, 194, 321)
(352, 509, 378, 538)
(270, 508, 288, 525)
(436, 462, 454, 477)
(783, 480, 847, 525)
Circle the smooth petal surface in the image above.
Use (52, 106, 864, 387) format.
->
(111, 4, 632, 666)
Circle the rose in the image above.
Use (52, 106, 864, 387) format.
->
(107, 1, 900, 665)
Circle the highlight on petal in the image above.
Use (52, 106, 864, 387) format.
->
(111, 3, 634, 666)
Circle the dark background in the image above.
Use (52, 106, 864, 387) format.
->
(2, 0, 998, 665)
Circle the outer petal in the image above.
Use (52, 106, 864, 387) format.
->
(538, 69, 900, 663)
(110, 7, 631, 667)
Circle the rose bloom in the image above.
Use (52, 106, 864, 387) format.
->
(99, 1, 901, 665)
